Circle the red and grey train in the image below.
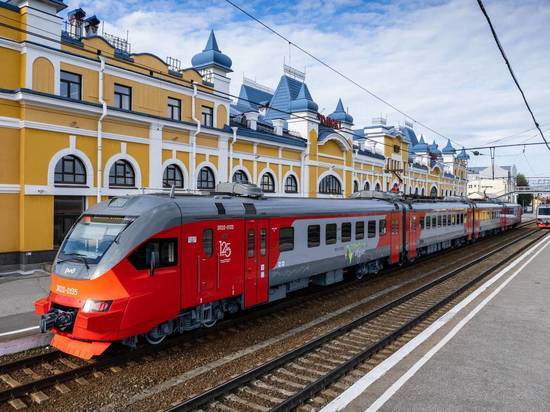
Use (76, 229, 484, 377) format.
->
(536, 204, 550, 228)
(35, 185, 522, 359)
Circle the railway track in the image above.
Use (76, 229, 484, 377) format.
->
(0, 222, 536, 409)
(166, 227, 546, 412)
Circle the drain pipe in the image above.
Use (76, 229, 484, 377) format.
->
(191, 83, 200, 190)
(301, 141, 310, 197)
(97, 55, 107, 203)
(229, 126, 238, 181)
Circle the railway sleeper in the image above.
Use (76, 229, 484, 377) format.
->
(239, 386, 285, 404)
(225, 394, 270, 412)
(252, 380, 295, 397)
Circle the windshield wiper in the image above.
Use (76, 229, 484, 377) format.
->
(58, 253, 90, 270)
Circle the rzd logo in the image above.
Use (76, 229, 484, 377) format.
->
(219, 241, 232, 258)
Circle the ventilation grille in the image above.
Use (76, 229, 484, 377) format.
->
(243, 203, 256, 215)
(215, 202, 226, 215)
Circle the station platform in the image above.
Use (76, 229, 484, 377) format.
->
(0, 270, 51, 354)
(323, 230, 550, 412)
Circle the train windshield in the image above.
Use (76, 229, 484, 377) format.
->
(539, 207, 550, 216)
(58, 215, 131, 267)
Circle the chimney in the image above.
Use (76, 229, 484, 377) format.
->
(244, 111, 259, 131)
(84, 15, 101, 37)
(272, 119, 285, 136)
(67, 8, 86, 38)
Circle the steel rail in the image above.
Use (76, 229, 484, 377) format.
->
(0, 351, 61, 375)
(0, 222, 533, 405)
(167, 227, 544, 411)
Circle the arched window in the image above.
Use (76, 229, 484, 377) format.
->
(197, 166, 215, 189)
(285, 175, 298, 193)
(54, 155, 86, 185)
(421, 187, 425, 196)
(415, 187, 419, 196)
(260, 172, 275, 193)
(375, 182, 381, 192)
(353, 180, 359, 193)
(232, 170, 249, 184)
(319, 175, 341, 195)
(430, 186, 438, 197)
(109, 159, 135, 187)
(163, 164, 184, 188)
(364, 181, 370, 191)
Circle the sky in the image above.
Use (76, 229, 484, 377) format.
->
(63, 0, 550, 179)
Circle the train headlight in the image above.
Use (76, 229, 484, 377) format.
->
(82, 299, 112, 313)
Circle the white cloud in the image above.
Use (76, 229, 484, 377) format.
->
(65, 0, 550, 176)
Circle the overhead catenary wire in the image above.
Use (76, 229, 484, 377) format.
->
(0, 14, 544, 157)
(0, 18, 416, 154)
(476, 0, 550, 152)
(219, 0, 468, 149)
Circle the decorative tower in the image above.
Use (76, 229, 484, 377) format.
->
(328, 98, 354, 140)
(191, 30, 232, 94)
(286, 82, 319, 140)
(413, 135, 429, 166)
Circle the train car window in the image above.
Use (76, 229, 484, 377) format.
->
(420, 217, 424, 230)
(128, 238, 178, 270)
(342, 223, 352, 242)
(451, 215, 456, 225)
(432, 216, 436, 228)
(368, 221, 376, 238)
(279, 227, 294, 252)
(308, 225, 320, 248)
(356, 222, 365, 240)
(260, 229, 267, 256)
(442, 215, 447, 226)
(379, 219, 387, 235)
(326, 223, 337, 245)
(203, 229, 213, 257)
(447, 214, 451, 225)
(247, 230, 255, 257)
(426, 216, 431, 229)
(437, 215, 442, 227)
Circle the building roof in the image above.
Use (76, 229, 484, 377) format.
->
(235, 83, 273, 112)
(399, 126, 417, 146)
(413, 135, 428, 153)
(264, 75, 306, 121)
(191, 30, 233, 72)
(457, 147, 470, 161)
(328, 98, 353, 124)
(442, 139, 456, 154)
(289, 82, 318, 113)
(224, 124, 307, 148)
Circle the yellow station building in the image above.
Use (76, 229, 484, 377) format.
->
(0, 0, 469, 265)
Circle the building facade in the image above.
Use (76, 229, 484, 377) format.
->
(0, 0, 468, 265)
(467, 165, 517, 201)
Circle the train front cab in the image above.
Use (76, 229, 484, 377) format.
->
(537, 205, 550, 228)
(35, 220, 183, 359)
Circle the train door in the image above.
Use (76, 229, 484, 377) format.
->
(389, 212, 401, 264)
(408, 212, 418, 260)
(467, 206, 475, 240)
(197, 226, 219, 300)
(244, 219, 269, 308)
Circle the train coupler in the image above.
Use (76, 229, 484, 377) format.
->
(39, 308, 76, 333)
